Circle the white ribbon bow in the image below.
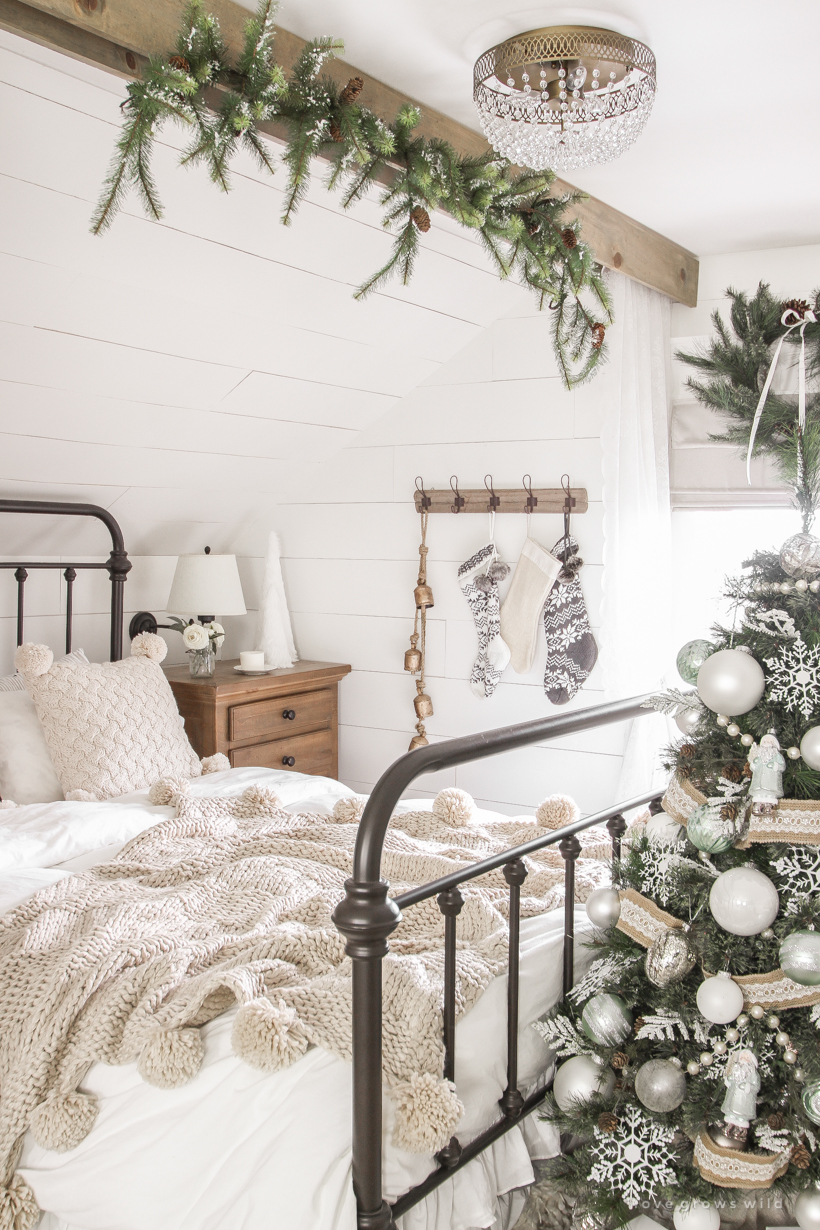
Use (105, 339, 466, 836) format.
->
(746, 307, 817, 484)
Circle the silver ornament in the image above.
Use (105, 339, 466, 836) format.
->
(645, 927, 697, 988)
(553, 1054, 616, 1111)
(780, 532, 820, 579)
(585, 886, 621, 929)
(687, 803, 735, 854)
(675, 707, 702, 736)
(634, 1058, 687, 1113)
(673, 1202, 720, 1230)
(780, 930, 820, 986)
(677, 639, 716, 685)
(697, 648, 766, 716)
(581, 992, 633, 1046)
(802, 1080, 820, 1126)
(795, 1188, 820, 1230)
(800, 726, 820, 771)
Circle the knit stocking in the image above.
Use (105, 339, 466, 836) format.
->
(500, 538, 562, 674)
(458, 543, 511, 698)
(543, 535, 598, 705)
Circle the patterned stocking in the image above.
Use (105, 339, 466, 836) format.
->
(458, 543, 511, 698)
(543, 535, 598, 705)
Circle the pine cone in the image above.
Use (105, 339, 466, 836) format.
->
(792, 1143, 811, 1169)
(169, 55, 191, 72)
(768, 1112, 785, 1130)
(743, 761, 753, 778)
(329, 118, 343, 143)
(411, 206, 431, 233)
(591, 323, 606, 351)
(677, 762, 694, 780)
(611, 1052, 629, 1069)
(598, 1111, 619, 1133)
(527, 219, 541, 236)
(680, 744, 696, 758)
(782, 298, 811, 320)
(722, 763, 742, 782)
(721, 801, 739, 821)
(561, 227, 578, 249)
(339, 76, 364, 106)
(634, 1016, 645, 1033)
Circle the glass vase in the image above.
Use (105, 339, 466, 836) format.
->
(188, 648, 215, 678)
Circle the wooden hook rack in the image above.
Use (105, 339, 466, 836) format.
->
(413, 475, 588, 516)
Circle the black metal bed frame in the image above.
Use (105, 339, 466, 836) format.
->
(0, 500, 131, 661)
(332, 697, 661, 1229)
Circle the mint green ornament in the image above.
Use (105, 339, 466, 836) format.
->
(802, 1079, 820, 1125)
(581, 992, 632, 1046)
(677, 639, 716, 685)
(780, 931, 820, 986)
(686, 803, 735, 854)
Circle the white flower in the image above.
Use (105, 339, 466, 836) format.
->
(182, 622, 209, 651)
(206, 621, 225, 648)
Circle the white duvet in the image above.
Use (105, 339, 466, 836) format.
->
(0, 767, 594, 1230)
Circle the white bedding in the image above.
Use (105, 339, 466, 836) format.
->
(0, 767, 594, 1230)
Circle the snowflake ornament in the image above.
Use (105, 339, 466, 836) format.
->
(588, 1103, 678, 1209)
(532, 1013, 592, 1058)
(746, 609, 798, 639)
(567, 954, 639, 1005)
(773, 845, 820, 914)
(765, 635, 820, 721)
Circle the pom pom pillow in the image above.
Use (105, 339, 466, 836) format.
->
(15, 634, 201, 801)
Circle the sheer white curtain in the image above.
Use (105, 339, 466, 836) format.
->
(599, 273, 674, 800)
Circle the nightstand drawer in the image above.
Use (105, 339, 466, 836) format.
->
(229, 688, 333, 744)
(229, 729, 334, 777)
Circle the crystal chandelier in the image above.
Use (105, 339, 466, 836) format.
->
(473, 25, 656, 172)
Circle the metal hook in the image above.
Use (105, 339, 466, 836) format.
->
(523, 474, 537, 515)
(415, 476, 431, 511)
(561, 474, 575, 541)
(484, 474, 500, 512)
(450, 476, 465, 514)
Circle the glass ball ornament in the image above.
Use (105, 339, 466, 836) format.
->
(581, 992, 633, 1046)
(780, 532, 820, 579)
(788, 746, 802, 760)
(673, 1202, 720, 1230)
(696, 970, 744, 1024)
(802, 1081, 820, 1126)
(780, 930, 820, 985)
(645, 926, 697, 988)
(677, 639, 715, 685)
(687, 803, 735, 854)
(585, 886, 621, 929)
(709, 865, 779, 935)
(553, 1054, 616, 1111)
(697, 649, 766, 716)
(800, 727, 820, 771)
(645, 810, 684, 845)
(795, 1187, 820, 1230)
(634, 1058, 687, 1112)
(675, 707, 701, 736)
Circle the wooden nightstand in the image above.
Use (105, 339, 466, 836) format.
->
(164, 659, 351, 779)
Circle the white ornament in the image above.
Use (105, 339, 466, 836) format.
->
(553, 1054, 615, 1110)
(773, 845, 820, 911)
(795, 1188, 820, 1230)
(727, 723, 741, 737)
(645, 811, 684, 845)
(673, 1202, 720, 1230)
(788, 745, 802, 759)
(696, 971, 744, 1024)
(765, 635, 820, 721)
(800, 726, 820, 770)
(675, 708, 701, 736)
(697, 649, 766, 716)
(709, 865, 779, 935)
(588, 1102, 678, 1210)
(585, 886, 621, 929)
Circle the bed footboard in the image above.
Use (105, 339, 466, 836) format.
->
(332, 695, 662, 1230)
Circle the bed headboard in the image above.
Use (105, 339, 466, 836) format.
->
(0, 500, 131, 661)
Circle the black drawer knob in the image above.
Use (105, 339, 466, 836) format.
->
(282, 755, 296, 767)
(282, 709, 296, 720)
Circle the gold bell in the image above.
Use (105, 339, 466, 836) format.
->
(414, 583, 434, 610)
(409, 733, 429, 751)
(404, 632, 421, 672)
(413, 691, 434, 719)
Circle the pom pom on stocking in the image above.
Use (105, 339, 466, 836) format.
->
(391, 1072, 464, 1153)
(148, 776, 191, 806)
(331, 796, 364, 823)
(536, 794, 580, 829)
(137, 1028, 203, 1088)
(14, 643, 53, 677)
(0, 1173, 39, 1230)
(232, 998, 310, 1072)
(29, 1091, 98, 1151)
(130, 632, 167, 662)
(431, 788, 475, 826)
(201, 753, 230, 774)
(458, 544, 511, 699)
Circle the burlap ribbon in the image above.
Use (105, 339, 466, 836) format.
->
(694, 1131, 790, 1189)
(662, 775, 820, 846)
(616, 888, 684, 948)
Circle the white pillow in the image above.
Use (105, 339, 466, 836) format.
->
(15, 634, 201, 801)
(0, 649, 90, 804)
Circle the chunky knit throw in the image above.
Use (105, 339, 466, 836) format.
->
(0, 785, 608, 1227)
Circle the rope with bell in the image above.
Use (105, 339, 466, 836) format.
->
(405, 508, 434, 750)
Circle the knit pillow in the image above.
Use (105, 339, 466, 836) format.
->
(15, 635, 201, 801)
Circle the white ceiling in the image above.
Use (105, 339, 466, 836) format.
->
(267, 0, 820, 257)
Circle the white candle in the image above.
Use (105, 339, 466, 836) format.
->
(240, 651, 265, 670)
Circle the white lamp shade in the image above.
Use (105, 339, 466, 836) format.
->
(166, 554, 247, 616)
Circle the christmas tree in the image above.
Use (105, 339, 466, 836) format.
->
(530, 290, 820, 1230)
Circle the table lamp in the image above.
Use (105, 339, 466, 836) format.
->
(129, 548, 247, 638)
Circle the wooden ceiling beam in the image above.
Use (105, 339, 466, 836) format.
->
(0, 0, 699, 306)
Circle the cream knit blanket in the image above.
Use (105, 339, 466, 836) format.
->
(0, 785, 608, 1229)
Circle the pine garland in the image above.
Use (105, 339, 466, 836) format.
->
(91, 0, 612, 388)
(676, 283, 820, 528)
